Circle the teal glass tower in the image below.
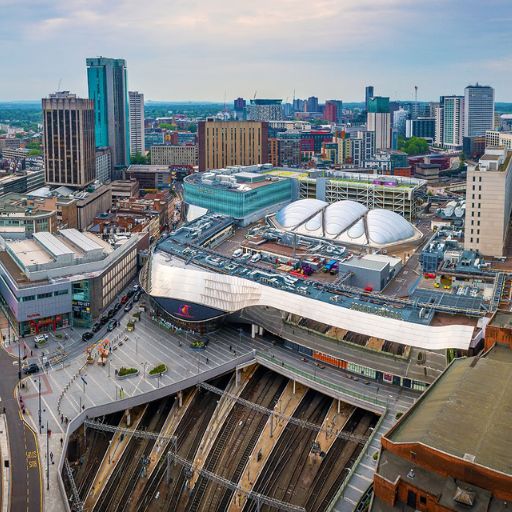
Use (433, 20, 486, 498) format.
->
(86, 57, 130, 168)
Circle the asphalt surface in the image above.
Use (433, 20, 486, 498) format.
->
(0, 347, 42, 512)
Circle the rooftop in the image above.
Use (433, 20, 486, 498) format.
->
(388, 344, 512, 475)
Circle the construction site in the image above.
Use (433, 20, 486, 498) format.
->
(62, 364, 379, 512)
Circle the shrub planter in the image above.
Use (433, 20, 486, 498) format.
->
(115, 367, 139, 380)
(148, 364, 168, 378)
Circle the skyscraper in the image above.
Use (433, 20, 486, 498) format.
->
(129, 91, 145, 157)
(464, 84, 495, 137)
(367, 96, 391, 150)
(442, 96, 464, 149)
(365, 86, 374, 110)
(306, 96, 319, 113)
(86, 57, 130, 168)
(42, 92, 96, 188)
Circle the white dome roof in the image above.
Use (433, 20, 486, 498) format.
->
(324, 201, 368, 236)
(274, 199, 417, 247)
(366, 209, 415, 245)
(275, 199, 327, 228)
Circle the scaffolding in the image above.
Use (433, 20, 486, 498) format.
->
(64, 458, 84, 512)
(82, 419, 304, 512)
(197, 382, 369, 444)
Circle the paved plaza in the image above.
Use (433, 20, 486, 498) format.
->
(2, 297, 419, 512)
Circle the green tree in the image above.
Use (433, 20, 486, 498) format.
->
(130, 152, 148, 164)
(398, 136, 429, 156)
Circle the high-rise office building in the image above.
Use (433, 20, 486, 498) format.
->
(434, 100, 444, 147)
(198, 120, 269, 171)
(128, 91, 145, 157)
(365, 86, 374, 110)
(392, 108, 409, 138)
(465, 147, 512, 256)
(464, 84, 495, 137)
(323, 100, 343, 123)
(367, 97, 391, 150)
(306, 96, 319, 113)
(42, 92, 96, 188)
(442, 96, 464, 149)
(86, 57, 130, 168)
(246, 99, 283, 121)
(233, 97, 246, 119)
(323, 101, 337, 123)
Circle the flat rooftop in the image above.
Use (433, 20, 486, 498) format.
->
(388, 344, 512, 475)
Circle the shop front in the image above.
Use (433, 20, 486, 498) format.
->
(20, 313, 70, 336)
(72, 280, 93, 328)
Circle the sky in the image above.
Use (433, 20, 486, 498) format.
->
(1, 0, 511, 102)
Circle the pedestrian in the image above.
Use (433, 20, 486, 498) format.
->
(61, 414, 64, 423)
(50, 452, 54, 464)
(60, 437, 63, 447)
(206, 357, 209, 364)
(229, 344, 232, 351)
(31, 350, 33, 357)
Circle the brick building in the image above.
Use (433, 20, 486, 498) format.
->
(372, 324, 512, 511)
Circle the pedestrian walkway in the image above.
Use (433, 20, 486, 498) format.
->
(331, 410, 396, 511)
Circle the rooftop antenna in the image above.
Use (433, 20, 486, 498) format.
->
(253, 90, 257, 100)
(414, 85, 418, 102)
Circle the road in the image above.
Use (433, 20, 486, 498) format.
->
(0, 348, 42, 512)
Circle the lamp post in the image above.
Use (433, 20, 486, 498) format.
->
(38, 377, 42, 434)
(46, 419, 50, 491)
(17, 336, 22, 381)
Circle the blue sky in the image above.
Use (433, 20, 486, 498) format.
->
(1, 0, 511, 102)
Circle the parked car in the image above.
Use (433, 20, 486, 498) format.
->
(113, 303, 121, 312)
(23, 363, 40, 375)
(120, 295, 129, 305)
(107, 319, 118, 332)
(127, 290, 135, 298)
(232, 249, 243, 258)
(100, 315, 109, 326)
(82, 331, 94, 342)
(134, 292, 142, 302)
(107, 309, 115, 319)
(92, 323, 101, 333)
(124, 303, 132, 312)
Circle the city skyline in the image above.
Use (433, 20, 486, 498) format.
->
(1, 0, 511, 102)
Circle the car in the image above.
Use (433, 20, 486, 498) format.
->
(127, 290, 135, 298)
(133, 284, 140, 292)
(124, 303, 132, 312)
(23, 363, 40, 375)
(92, 323, 101, 333)
(107, 319, 118, 332)
(232, 249, 243, 258)
(82, 331, 94, 342)
(120, 295, 129, 304)
(100, 315, 109, 325)
(250, 253, 261, 263)
(107, 309, 115, 319)
(113, 303, 121, 312)
(134, 292, 142, 302)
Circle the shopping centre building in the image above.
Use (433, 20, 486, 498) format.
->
(0, 228, 140, 335)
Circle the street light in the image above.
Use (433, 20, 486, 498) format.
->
(46, 419, 50, 491)
(38, 377, 42, 434)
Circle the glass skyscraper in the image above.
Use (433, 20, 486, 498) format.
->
(464, 84, 495, 137)
(86, 57, 130, 168)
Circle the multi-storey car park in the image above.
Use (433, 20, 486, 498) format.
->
(264, 169, 427, 221)
(140, 205, 503, 393)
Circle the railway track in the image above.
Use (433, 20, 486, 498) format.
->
(134, 375, 231, 512)
(243, 390, 331, 512)
(306, 410, 377, 512)
(94, 401, 168, 512)
(189, 369, 287, 512)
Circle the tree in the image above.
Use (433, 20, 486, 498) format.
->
(398, 136, 429, 156)
(130, 152, 148, 164)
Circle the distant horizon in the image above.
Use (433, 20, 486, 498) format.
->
(1, 99, 512, 107)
